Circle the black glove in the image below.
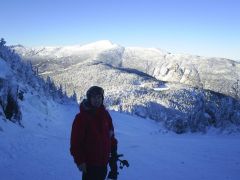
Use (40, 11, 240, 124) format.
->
(111, 143, 118, 156)
(108, 144, 118, 179)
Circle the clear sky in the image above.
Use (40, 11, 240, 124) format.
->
(1, 0, 240, 60)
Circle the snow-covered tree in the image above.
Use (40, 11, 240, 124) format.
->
(0, 38, 76, 124)
(231, 79, 240, 100)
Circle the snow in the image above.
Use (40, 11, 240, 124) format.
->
(78, 40, 116, 51)
(0, 58, 12, 79)
(49, 40, 117, 58)
(1, 98, 240, 180)
(153, 87, 169, 91)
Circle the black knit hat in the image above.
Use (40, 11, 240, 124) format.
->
(86, 86, 104, 100)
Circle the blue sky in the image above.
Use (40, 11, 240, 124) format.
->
(1, 0, 240, 60)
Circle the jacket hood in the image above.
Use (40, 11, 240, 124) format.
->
(79, 99, 105, 112)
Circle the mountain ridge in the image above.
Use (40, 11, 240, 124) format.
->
(11, 40, 240, 97)
(9, 40, 240, 133)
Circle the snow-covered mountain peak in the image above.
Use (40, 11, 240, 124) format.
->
(11, 40, 122, 59)
(55, 40, 118, 53)
(79, 40, 116, 49)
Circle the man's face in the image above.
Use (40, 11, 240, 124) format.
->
(90, 94, 103, 108)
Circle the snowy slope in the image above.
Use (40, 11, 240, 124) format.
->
(1, 102, 240, 180)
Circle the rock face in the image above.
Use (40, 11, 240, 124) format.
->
(121, 47, 240, 96)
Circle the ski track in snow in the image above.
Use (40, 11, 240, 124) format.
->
(1, 103, 240, 180)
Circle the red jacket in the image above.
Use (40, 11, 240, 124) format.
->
(70, 102, 117, 166)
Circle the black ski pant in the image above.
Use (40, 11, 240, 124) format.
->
(82, 165, 107, 180)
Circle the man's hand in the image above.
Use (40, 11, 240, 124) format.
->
(77, 163, 87, 173)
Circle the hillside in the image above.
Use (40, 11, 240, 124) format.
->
(1, 107, 240, 180)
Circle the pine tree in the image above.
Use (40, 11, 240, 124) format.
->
(72, 90, 78, 102)
(0, 38, 6, 47)
(232, 79, 240, 100)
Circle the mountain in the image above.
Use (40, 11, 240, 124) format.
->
(12, 40, 240, 96)
(11, 40, 240, 133)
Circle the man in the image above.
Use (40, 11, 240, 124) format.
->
(70, 86, 118, 180)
